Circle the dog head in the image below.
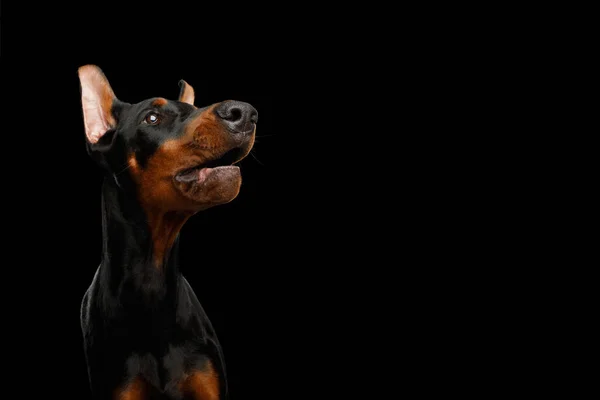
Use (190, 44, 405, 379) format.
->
(78, 65, 257, 213)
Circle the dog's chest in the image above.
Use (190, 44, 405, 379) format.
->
(123, 345, 192, 394)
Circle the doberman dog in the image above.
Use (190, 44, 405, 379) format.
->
(78, 65, 257, 399)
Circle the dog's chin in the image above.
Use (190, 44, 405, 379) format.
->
(174, 165, 242, 208)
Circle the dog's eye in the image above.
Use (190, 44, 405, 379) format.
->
(144, 112, 161, 125)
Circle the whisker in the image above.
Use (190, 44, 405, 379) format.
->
(115, 162, 133, 176)
(249, 149, 265, 166)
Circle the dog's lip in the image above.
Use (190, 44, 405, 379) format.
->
(229, 126, 256, 136)
(175, 164, 208, 182)
(220, 122, 256, 137)
(175, 165, 239, 185)
(174, 147, 244, 183)
(174, 165, 238, 183)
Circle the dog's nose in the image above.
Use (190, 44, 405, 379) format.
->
(215, 100, 258, 133)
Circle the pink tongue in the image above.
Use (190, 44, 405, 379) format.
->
(198, 167, 213, 184)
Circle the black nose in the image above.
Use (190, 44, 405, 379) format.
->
(215, 100, 258, 133)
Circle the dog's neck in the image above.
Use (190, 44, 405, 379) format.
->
(99, 177, 189, 296)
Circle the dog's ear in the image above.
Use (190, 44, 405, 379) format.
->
(178, 80, 195, 105)
(78, 65, 118, 144)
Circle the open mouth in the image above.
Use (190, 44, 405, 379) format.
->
(174, 147, 245, 184)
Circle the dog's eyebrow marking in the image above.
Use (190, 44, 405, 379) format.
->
(128, 154, 139, 173)
(152, 98, 168, 107)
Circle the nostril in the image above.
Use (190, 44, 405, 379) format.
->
(216, 105, 243, 122)
(250, 109, 258, 124)
(228, 107, 242, 122)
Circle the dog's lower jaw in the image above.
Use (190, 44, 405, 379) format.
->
(174, 165, 242, 208)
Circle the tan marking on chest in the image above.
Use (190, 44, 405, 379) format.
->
(116, 376, 147, 400)
(179, 360, 220, 400)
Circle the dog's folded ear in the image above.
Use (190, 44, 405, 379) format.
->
(78, 65, 117, 144)
(178, 80, 195, 106)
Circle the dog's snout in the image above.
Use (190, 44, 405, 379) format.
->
(215, 100, 258, 133)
